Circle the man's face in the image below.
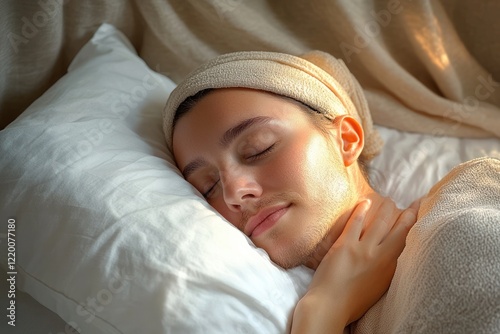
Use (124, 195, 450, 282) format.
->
(173, 88, 356, 268)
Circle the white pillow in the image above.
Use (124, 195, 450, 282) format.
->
(0, 23, 312, 334)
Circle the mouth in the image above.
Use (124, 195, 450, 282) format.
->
(244, 204, 290, 238)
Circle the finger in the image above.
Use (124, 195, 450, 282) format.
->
(360, 199, 396, 244)
(306, 232, 336, 269)
(409, 197, 421, 212)
(306, 200, 371, 269)
(339, 200, 371, 242)
(379, 208, 417, 257)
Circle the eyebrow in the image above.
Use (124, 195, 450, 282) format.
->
(219, 116, 272, 148)
(182, 158, 208, 179)
(181, 116, 272, 179)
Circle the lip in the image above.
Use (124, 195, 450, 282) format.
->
(244, 204, 290, 238)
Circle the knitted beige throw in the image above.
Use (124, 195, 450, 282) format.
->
(353, 157, 500, 333)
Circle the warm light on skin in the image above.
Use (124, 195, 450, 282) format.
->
(172, 88, 373, 268)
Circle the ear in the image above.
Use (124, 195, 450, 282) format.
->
(336, 115, 364, 167)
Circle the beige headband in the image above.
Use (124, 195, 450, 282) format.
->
(162, 50, 382, 160)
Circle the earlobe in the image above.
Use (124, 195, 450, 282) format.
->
(337, 115, 364, 166)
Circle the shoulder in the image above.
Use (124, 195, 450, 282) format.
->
(453, 156, 500, 173)
(427, 157, 500, 196)
(443, 156, 499, 179)
(417, 157, 500, 223)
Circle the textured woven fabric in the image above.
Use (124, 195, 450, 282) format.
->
(3, 0, 500, 139)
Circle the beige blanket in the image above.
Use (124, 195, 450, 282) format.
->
(2, 0, 500, 140)
(353, 157, 500, 333)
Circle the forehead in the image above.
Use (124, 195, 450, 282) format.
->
(174, 88, 302, 137)
(171, 88, 309, 161)
(187, 88, 300, 120)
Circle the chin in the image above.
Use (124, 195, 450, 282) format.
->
(271, 256, 302, 270)
(269, 223, 332, 269)
(266, 239, 318, 269)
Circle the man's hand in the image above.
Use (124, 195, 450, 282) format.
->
(291, 199, 418, 333)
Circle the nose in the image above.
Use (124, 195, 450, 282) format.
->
(220, 168, 263, 212)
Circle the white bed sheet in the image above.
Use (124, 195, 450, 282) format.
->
(0, 277, 72, 334)
(370, 126, 500, 208)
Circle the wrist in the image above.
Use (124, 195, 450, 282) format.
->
(291, 291, 349, 334)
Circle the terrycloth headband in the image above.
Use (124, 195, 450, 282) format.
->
(162, 50, 383, 160)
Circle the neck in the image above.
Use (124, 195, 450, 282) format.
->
(305, 179, 402, 270)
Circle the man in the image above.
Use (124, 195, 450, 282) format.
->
(162, 50, 500, 333)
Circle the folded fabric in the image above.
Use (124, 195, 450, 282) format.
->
(162, 50, 383, 161)
(353, 157, 500, 333)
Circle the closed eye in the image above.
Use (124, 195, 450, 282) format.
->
(202, 143, 277, 198)
(246, 143, 276, 162)
(203, 144, 275, 198)
(203, 179, 220, 198)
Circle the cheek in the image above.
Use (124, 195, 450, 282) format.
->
(210, 198, 241, 228)
(260, 153, 303, 192)
(274, 135, 333, 194)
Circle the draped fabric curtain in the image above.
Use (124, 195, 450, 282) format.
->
(2, 0, 500, 138)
